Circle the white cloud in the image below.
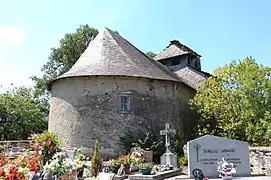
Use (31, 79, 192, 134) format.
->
(0, 27, 26, 46)
(0, 52, 32, 89)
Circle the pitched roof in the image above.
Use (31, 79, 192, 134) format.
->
(49, 28, 182, 88)
(154, 40, 201, 61)
(173, 66, 211, 89)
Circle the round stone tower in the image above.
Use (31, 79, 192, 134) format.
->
(48, 28, 193, 158)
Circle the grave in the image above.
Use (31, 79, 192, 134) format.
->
(187, 135, 251, 178)
(128, 169, 181, 180)
(174, 174, 271, 180)
(160, 123, 178, 169)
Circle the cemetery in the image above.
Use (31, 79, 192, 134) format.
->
(1, 124, 271, 180)
(1, 8, 271, 180)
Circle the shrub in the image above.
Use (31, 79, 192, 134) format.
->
(30, 131, 61, 165)
(91, 140, 103, 177)
(179, 156, 188, 166)
(119, 127, 165, 163)
(172, 133, 185, 157)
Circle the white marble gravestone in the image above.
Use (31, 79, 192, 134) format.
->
(187, 135, 251, 178)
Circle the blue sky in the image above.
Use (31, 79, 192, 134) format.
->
(0, 0, 271, 88)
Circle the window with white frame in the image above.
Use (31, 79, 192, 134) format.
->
(119, 95, 130, 112)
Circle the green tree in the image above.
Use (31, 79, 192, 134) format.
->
(31, 24, 98, 100)
(0, 86, 48, 140)
(190, 57, 271, 146)
(146, 51, 157, 58)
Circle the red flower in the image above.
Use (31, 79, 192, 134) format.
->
(0, 160, 5, 167)
(49, 145, 54, 151)
(0, 169, 4, 176)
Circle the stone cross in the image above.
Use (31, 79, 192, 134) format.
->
(160, 123, 176, 153)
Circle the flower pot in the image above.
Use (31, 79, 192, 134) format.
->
(140, 168, 152, 175)
(124, 168, 130, 174)
(130, 165, 139, 172)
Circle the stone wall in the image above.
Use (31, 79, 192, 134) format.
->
(49, 76, 195, 159)
(0, 140, 32, 156)
(250, 147, 271, 174)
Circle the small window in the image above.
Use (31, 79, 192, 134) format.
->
(119, 95, 131, 113)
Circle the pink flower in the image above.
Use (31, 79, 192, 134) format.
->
(47, 140, 52, 145)
(35, 143, 40, 148)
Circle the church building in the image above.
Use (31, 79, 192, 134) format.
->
(47, 28, 211, 158)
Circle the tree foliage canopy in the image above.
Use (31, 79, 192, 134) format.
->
(190, 57, 271, 146)
(146, 51, 157, 58)
(31, 25, 99, 99)
(0, 86, 48, 140)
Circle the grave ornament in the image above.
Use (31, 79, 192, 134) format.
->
(160, 123, 179, 169)
(192, 168, 205, 180)
(217, 157, 236, 180)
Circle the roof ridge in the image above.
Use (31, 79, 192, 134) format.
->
(169, 40, 201, 57)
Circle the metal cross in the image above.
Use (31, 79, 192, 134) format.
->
(160, 123, 176, 153)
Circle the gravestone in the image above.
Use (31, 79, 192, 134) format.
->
(160, 123, 178, 169)
(187, 135, 251, 178)
(66, 149, 75, 159)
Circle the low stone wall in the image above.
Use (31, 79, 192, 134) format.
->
(250, 147, 271, 174)
(0, 140, 32, 155)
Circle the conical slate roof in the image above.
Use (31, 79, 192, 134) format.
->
(50, 28, 181, 87)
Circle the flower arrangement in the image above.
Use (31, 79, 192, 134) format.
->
(44, 152, 74, 176)
(30, 131, 61, 165)
(114, 154, 134, 167)
(0, 153, 40, 180)
(73, 148, 87, 170)
(217, 157, 236, 179)
(130, 148, 145, 163)
(27, 152, 41, 173)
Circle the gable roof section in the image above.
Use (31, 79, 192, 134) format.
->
(173, 66, 211, 89)
(154, 40, 201, 61)
(53, 28, 180, 83)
